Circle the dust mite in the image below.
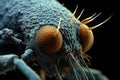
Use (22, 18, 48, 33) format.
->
(0, 0, 112, 80)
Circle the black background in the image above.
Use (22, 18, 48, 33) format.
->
(0, 0, 119, 80)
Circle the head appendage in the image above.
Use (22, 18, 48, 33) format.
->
(68, 56, 81, 80)
(57, 17, 63, 32)
(72, 9, 85, 25)
(79, 14, 112, 53)
(54, 65, 63, 80)
(69, 5, 78, 20)
(69, 53, 89, 80)
(89, 15, 112, 30)
(81, 13, 97, 22)
(81, 12, 102, 24)
(77, 55, 96, 80)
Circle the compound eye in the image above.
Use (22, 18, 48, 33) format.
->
(79, 23, 94, 52)
(36, 25, 63, 55)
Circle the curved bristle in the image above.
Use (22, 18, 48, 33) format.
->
(89, 15, 113, 30)
(72, 9, 85, 25)
(68, 56, 81, 80)
(69, 53, 89, 80)
(81, 12, 102, 24)
(69, 5, 78, 20)
(81, 13, 97, 23)
(78, 55, 96, 80)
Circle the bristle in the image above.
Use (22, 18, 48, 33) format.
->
(72, 9, 85, 24)
(68, 56, 81, 80)
(89, 15, 112, 30)
(69, 53, 89, 80)
(78, 55, 96, 80)
(54, 65, 63, 80)
(81, 13, 96, 23)
(69, 5, 78, 20)
(57, 17, 63, 32)
(81, 13, 102, 24)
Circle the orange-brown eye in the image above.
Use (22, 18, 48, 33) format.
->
(69, 6, 112, 53)
(79, 23, 94, 52)
(79, 14, 112, 53)
(36, 25, 63, 55)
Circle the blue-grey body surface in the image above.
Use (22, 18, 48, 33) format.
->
(0, 0, 109, 80)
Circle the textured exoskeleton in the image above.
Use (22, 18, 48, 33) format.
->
(0, 0, 109, 80)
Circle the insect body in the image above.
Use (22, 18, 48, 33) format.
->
(0, 0, 111, 80)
